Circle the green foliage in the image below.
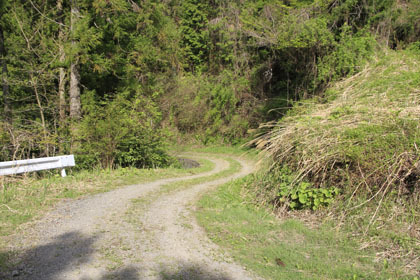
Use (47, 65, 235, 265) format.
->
(180, 0, 210, 70)
(116, 132, 173, 169)
(202, 71, 239, 135)
(328, 0, 420, 48)
(166, 71, 251, 143)
(255, 165, 339, 210)
(75, 91, 171, 169)
(277, 174, 339, 210)
(407, 41, 420, 54)
(317, 26, 375, 85)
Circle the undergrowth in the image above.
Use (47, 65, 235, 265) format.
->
(252, 49, 420, 275)
(197, 175, 417, 279)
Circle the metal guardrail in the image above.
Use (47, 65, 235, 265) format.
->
(0, 155, 76, 177)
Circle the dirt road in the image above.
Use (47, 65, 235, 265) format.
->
(4, 155, 259, 280)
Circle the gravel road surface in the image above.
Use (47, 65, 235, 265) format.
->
(2, 155, 259, 280)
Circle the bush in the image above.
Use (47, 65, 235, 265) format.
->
(74, 91, 172, 169)
(116, 132, 173, 168)
(407, 41, 420, 54)
(316, 26, 375, 86)
(276, 172, 339, 211)
(166, 71, 252, 143)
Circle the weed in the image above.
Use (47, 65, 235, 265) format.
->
(197, 176, 417, 279)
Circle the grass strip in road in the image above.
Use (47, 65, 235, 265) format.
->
(159, 157, 241, 195)
(196, 175, 417, 280)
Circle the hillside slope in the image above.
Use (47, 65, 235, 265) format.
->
(255, 49, 420, 274)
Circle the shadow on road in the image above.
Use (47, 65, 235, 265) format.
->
(2, 231, 98, 279)
(89, 266, 140, 280)
(1, 231, 237, 280)
(158, 263, 234, 280)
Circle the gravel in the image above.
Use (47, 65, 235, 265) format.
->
(2, 155, 260, 280)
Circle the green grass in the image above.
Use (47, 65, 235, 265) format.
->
(160, 157, 240, 192)
(196, 176, 418, 280)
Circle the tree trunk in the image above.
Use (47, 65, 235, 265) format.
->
(69, 0, 81, 120)
(30, 74, 49, 156)
(59, 57, 66, 121)
(70, 63, 81, 119)
(57, 0, 66, 124)
(0, 25, 11, 125)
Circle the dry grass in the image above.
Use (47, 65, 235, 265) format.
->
(251, 50, 420, 275)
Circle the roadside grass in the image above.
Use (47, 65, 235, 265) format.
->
(0, 159, 212, 254)
(196, 176, 418, 280)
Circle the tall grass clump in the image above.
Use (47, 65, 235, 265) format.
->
(252, 49, 420, 274)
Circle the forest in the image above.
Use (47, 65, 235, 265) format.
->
(1, 0, 418, 168)
(1, 0, 420, 277)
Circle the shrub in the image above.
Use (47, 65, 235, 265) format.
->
(74, 91, 172, 169)
(277, 179, 339, 211)
(166, 71, 252, 143)
(316, 26, 375, 86)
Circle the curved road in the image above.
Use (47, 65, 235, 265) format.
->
(5, 155, 259, 280)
